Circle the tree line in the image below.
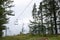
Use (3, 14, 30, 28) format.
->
(29, 0, 60, 35)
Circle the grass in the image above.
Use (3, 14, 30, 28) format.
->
(0, 34, 60, 40)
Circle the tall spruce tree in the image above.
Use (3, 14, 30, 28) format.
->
(41, 0, 54, 34)
(29, 3, 46, 34)
(41, 0, 60, 34)
(0, 0, 14, 37)
(29, 3, 37, 34)
(38, 2, 46, 34)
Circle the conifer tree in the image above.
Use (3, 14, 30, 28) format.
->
(29, 0, 60, 35)
(0, 0, 14, 37)
(41, 0, 60, 34)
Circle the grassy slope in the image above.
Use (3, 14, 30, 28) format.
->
(1, 34, 60, 40)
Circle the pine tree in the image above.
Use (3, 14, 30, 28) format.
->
(38, 2, 46, 34)
(0, 0, 14, 37)
(29, 3, 41, 34)
(29, 3, 46, 35)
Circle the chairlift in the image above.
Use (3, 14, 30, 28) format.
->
(14, 19, 18, 25)
(15, 23, 18, 25)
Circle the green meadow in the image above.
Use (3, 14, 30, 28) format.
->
(0, 34, 60, 40)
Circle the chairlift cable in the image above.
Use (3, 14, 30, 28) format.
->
(14, 0, 33, 25)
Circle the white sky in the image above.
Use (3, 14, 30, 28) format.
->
(3, 0, 42, 36)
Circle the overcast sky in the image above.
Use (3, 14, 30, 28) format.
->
(3, 0, 42, 36)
